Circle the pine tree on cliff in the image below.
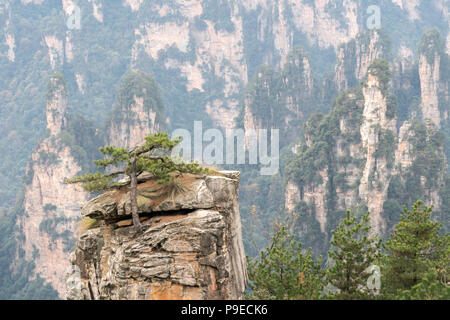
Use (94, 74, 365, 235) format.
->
(65, 132, 206, 233)
(381, 201, 449, 298)
(326, 211, 381, 299)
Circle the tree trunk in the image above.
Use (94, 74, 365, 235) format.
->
(130, 156, 143, 233)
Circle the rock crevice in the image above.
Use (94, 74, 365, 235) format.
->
(66, 171, 247, 300)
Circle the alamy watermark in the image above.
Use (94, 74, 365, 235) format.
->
(66, 4, 81, 30)
(366, 5, 381, 30)
(366, 264, 381, 294)
(170, 121, 279, 176)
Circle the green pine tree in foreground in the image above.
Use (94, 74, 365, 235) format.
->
(247, 201, 448, 300)
(381, 201, 449, 299)
(65, 132, 206, 233)
(246, 227, 324, 300)
(326, 211, 381, 299)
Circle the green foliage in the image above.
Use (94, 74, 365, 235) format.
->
(237, 47, 319, 147)
(439, 176, 450, 233)
(237, 171, 286, 258)
(382, 198, 403, 228)
(381, 201, 449, 297)
(326, 211, 381, 299)
(374, 129, 396, 167)
(0, 197, 58, 299)
(244, 65, 281, 128)
(409, 122, 446, 188)
(284, 88, 366, 258)
(337, 30, 393, 89)
(58, 114, 104, 171)
(37, 151, 59, 166)
(286, 88, 363, 194)
(290, 201, 326, 257)
(418, 29, 445, 65)
(78, 217, 99, 234)
(279, 47, 318, 117)
(45, 72, 66, 102)
(1, 1, 449, 300)
(386, 94, 398, 119)
(200, 0, 235, 32)
(398, 270, 450, 300)
(111, 71, 165, 129)
(247, 199, 448, 300)
(246, 227, 324, 300)
(367, 59, 392, 96)
(65, 132, 208, 192)
(42, 203, 57, 213)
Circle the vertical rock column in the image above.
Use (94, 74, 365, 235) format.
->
(19, 74, 89, 297)
(359, 69, 397, 235)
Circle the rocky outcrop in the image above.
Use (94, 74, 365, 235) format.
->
(419, 52, 442, 127)
(108, 72, 165, 149)
(284, 181, 300, 213)
(359, 70, 397, 234)
(393, 120, 446, 211)
(242, 48, 316, 145)
(19, 74, 89, 297)
(335, 30, 390, 92)
(127, 0, 371, 129)
(131, 0, 247, 129)
(285, 56, 448, 238)
(44, 36, 64, 70)
(417, 29, 450, 127)
(66, 171, 247, 300)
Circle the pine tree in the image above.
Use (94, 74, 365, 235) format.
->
(326, 211, 381, 299)
(382, 201, 449, 297)
(65, 132, 206, 233)
(398, 270, 450, 300)
(246, 227, 324, 300)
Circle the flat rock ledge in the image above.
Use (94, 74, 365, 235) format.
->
(66, 171, 247, 300)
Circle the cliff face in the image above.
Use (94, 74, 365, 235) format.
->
(285, 59, 448, 240)
(108, 72, 165, 149)
(66, 171, 247, 300)
(418, 31, 449, 127)
(242, 48, 316, 146)
(3, 0, 450, 299)
(358, 70, 397, 234)
(16, 70, 168, 298)
(19, 75, 89, 296)
(335, 31, 390, 92)
(419, 52, 442, 126)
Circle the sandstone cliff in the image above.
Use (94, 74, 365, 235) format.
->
(66, 171, 247, 300)
(358, 67, 397, 234)
(335, 30, 390, 92)
(241, 48, 316, 147)
(418, 30, 449, 127)
(108, 72, 165, 149)
(19, 74, 89, 296)
(285, 58, 448, 240)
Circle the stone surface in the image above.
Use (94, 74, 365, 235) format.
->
(284, 62, 448, 237)
(19, 76, 89, 297)
(67, 171, 247, 300)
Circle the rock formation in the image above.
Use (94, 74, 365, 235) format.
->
(418, 30, 449, 127)
(242, 48, 316, 146)
(285, 59, 447, 238)
(358, 67, 397, 234)
(335, 30, 390, 92)
(19, 74, 89, 296)
(108, 71, 165, 149)
(66, 171, 247, 300)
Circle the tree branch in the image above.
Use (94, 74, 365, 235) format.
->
(104, 170, 126, 178)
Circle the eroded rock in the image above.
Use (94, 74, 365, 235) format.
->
(67, 171, 247, 300)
